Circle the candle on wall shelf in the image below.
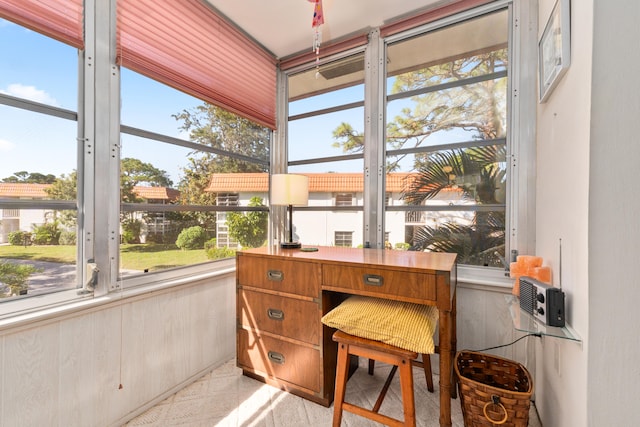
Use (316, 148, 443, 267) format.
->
(510, 255, 552, 296)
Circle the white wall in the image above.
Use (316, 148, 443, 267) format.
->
(588, 0, 640, 425)
(0, 273, 236, 427)
(535, 0, 592, 425)
(536, 0, 640, 425)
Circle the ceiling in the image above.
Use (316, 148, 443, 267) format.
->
(205, 0, 457, 59)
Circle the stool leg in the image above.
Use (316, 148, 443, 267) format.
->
(333, 342, 350, 427)
(368, 358, 375, 375)
(399, 357, 416, 427)
(372, 365, 398, 413)
(421, 354, 434, 393)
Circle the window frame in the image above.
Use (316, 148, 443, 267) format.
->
(383, 9, 509, 269)
(0, 0, 536, 320)
(278, 0, 535, 287)
(334, 231, 353, 247)
(335, 193, 354, 207)
(0, 1, 273, 317)
(0, 22, 83, 312)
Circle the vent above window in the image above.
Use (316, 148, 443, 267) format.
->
(318, 56, 364, 80)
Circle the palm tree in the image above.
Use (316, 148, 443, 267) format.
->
(402, 145, 506, 267)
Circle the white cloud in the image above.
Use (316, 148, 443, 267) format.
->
(0, 139, 15, 152)
(1, 83, 58, 106)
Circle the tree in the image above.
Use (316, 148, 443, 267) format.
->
(2, 171, 56, 183)
(120, 157, 173, 204)
(333, 50, 507, 172)
(45, 171, 77, 228)
(404, 146, 506, 266)
(43, 160, 174, 241)
(118, 158, 174, 243)
(226, 197, 268, 248)
(331, 49, 508, 266)
(173, 104, 270, 230)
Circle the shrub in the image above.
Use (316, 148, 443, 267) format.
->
(206, 246, 236, 260)
(226, 197, 268, 248)
(8, 231, 32, 246)
(204, 238, 217, 251)
(175, 226, 207, 250)
(59, 230, 77, 245)
(0, 261, 41, 296)
(122, 219, 142, 244)
(144, 233, 164, 244)
(32, 223, 61, 245)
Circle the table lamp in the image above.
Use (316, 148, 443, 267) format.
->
(271, 174, 309, 249)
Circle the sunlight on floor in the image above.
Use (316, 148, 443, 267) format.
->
(124, 356, 541, 426)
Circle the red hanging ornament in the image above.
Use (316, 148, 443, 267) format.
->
(309, 0, 324, 28)
(307, 0, 324, 78)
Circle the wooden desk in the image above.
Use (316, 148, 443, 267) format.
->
(236, 246, 457, 427)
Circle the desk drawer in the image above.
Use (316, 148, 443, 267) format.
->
(238, 256, 320, 298)
(323, 264, 437, 302)
(238, 289, 320, 345)
(237, 329, 321, 392)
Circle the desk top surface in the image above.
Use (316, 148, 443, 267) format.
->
(238, 245, 457, 274)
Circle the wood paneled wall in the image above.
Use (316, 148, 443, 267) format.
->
(0, 273, 236, 427)
(0, 273, 532, 426)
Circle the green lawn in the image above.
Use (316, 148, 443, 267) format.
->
(0, 244, 211, 271)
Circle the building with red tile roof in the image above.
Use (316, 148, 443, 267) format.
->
(204, 172, 467, 248)
(0, 183, 180, 202)
(0, 183, 180, 243)
(205, 172, 412, 193)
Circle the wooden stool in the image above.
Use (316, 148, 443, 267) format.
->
(368, 353, 434, 393)
(332, 330, 420, 427)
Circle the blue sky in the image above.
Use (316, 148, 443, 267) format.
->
(1, 16, 452, 185)
(1, 19, 77, 180)
(0, 18, 200, 184)
(0, 16, 376, 186)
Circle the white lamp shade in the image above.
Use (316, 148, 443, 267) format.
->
(271, 174, 309, 206)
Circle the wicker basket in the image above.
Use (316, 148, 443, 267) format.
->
(455, 351, 533, 427)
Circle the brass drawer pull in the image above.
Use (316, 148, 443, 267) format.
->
(267, 308, 284, 320)
(363, 274, 384, 286)
(268, 351, 285, 364)
(267, 270, 284, 281)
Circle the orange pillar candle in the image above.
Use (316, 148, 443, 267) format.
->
(532, 266, 551, 284)
(510, 255, 549, 296)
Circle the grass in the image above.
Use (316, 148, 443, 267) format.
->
(0, 243, 210, 272)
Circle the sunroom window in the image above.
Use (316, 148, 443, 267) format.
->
(383, 9, 509, 268)
(119, 70, 270, 279)
(286, 52, 366, 247)
(0, 18, 79, 301)
(283, 5, 515, 270)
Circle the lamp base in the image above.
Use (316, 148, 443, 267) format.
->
(280, 241, 302, 249)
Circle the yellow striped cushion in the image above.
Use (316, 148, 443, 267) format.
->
(321, 295, 438, 354)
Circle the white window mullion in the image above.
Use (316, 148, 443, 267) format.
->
(82, 0, 120, 295)
(363, 28, 385, 249)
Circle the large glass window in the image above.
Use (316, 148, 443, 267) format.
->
(383, 10, 509, 267)
(285, 8, 511, 268)
(287, 52, 366, 247)
(0, 18, 79, 300)
(1, 0, 526, 313)
(120, 70, 270, 279)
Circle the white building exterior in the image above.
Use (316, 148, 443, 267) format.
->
(0, 184, 179, 244)
(0, 183, 51, 244)
(206, 172, 465, 249)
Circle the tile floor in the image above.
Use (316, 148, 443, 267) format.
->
(124, 356, 541, 426)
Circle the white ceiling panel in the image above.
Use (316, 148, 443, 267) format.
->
(206, 0, 456, 58)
